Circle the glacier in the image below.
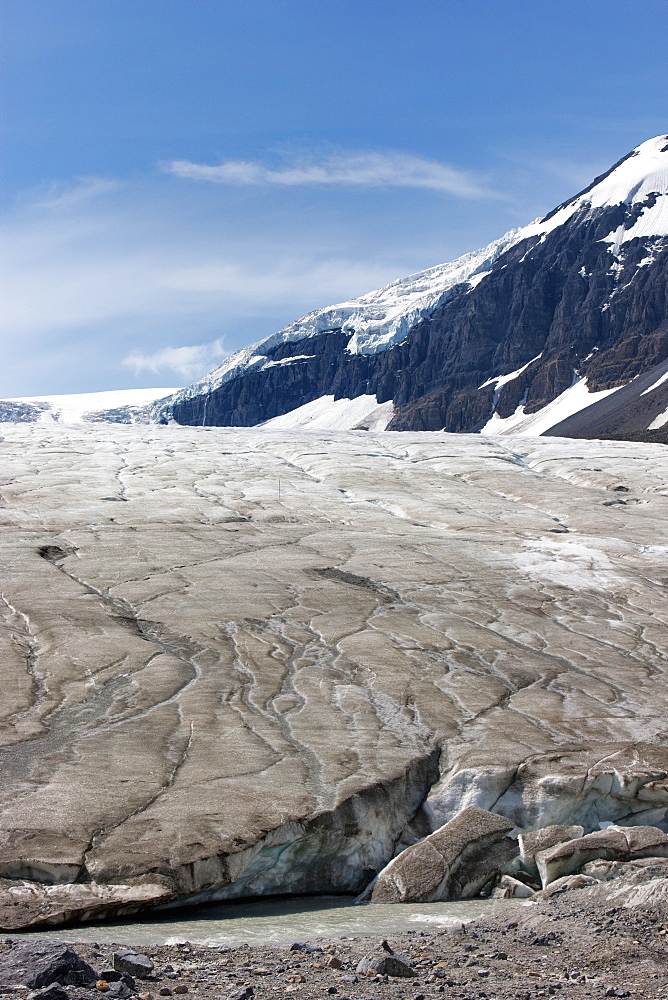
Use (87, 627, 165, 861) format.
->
(1, 422, 668, 928)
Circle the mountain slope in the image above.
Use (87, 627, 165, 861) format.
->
(137, 135, 668, 438)
(545, 357, 668, 443)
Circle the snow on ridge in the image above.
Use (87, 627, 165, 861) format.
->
(524, 134, 668, 245)
(151, 224, 532, 413)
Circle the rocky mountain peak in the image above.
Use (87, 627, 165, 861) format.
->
(531, 133, 668, 243)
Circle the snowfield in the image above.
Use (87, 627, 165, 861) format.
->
(7, 387, 180, 423)
(1, 423, 668, 928)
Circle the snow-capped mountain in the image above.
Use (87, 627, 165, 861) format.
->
(137, 134, 668, 440)
(9, 135, 667, 440)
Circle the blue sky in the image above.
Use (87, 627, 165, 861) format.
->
(2, 0, 667, 396)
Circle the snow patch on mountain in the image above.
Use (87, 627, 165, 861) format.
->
(641, 369, 668, 396)
(478, 354, 542, 391)
(260, 394, 394, 431)
(262, 354, 316, 369)
(481, 377, 625, 437)
(648, 404, 668, 430)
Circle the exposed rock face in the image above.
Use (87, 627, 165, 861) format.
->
(361, 807, 517, 903)
(157, 224, 667, 438)
(1, 424, 668, 928)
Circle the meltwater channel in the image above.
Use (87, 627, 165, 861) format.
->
(20, 896, 527, 947)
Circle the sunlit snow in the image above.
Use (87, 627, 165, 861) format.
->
(523, 134, 668, 247)
(260, 394, 394, 431)
(478, 354, 542, 391)
(640, 370, 668, 396)
(479, 376, 625, 436)
(262, 355, 316, 369)
(648, 405, 668, 430)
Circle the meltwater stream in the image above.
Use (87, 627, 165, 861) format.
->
(20, 896, 527, 947)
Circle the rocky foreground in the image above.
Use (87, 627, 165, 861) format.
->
(1, 425, 668, 927)
(2, 859, 668, 999)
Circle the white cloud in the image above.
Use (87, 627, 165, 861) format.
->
(22, 175, 123, 211)
(122, 338, 229, 380)
(164, 150, 495, 199)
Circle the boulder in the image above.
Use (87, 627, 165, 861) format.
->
(99, 971, 136, 988)
(536, 825, 668, 887)
(518, 825, 584, 877)
(492, 874, 536, 898)
(0, 943, 97, 989)
(624, 825, 668, 857)
(227, 988, 254, 1000)
(535, 873, 600, 899)
(105, 984, 134, 999)
(356, 942, 415, 977)
(361, 807, 517, 903)
(288, 943, 322, 954)
(112, 953, 153, 979)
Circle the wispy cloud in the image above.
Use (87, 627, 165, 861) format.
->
(25, 175, 123, 211)
(164, 150, 494, 199)
(122, 338, 228, 380)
